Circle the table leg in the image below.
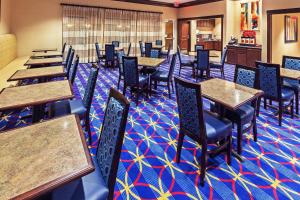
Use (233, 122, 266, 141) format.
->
(32, 104, 46, 123)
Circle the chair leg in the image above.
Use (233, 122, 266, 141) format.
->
(176, 132, 184, 163)
(264, 98, 267, 109)
(253, 114, 258, 142)
(291, 99, 294, 119)
(123, 85, 126, 96)
(227, 135, 232, 165)
(179, 65, 182, 76)
(85, 114, 92, 145)
(150, 80, 153, 96)
(200, 144, 207, 187)
(167, 82, 171, 99)
(296, 91, 299, 114)
(256, 97, 261, 117)
(136, 90, 139, 106)
(117, 76, 121, 89)
(221, 67, 225, 79)
(171, 80, 174, 93)
(237, 123, 243, 155)
(279, 101, 283, 126)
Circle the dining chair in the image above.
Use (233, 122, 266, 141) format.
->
(95, 42, 104, 65)
(212, 65, 259, 154)
(150, 49, 160, 58)
(61, 42, 67, 54)
(122, 56, 149, 105)
(69, 55, 79, 85)
(139, 41, 145, 57)
(66, 49, 75, 76)
(256, 61, 294, 126)
(150, 54, 176, 98)
(161, 44, 171, 63)
(112, 41, 120, 47)
(52, 88, 130, 200)
(127, 43, 132, 56)
(195, 44, 204, 52)
(155, 40, 162, 46)
(49, 64, 99, 143)
(63, 45, 72, 66)
(195, 49, 210, 80)
(282, 55, 300, 114)
(210, 47, 228, 79)
(145, 42, 152, 57)
(105, 44, 116, 68)
(174, 76, 232, 186)
(117, 49, 126, 89)
(177, 46, 195, 77)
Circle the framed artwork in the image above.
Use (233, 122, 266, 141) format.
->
(241, 0, 260, 31)
(285, 15, 298, 43)
(251, 1, 259, 30)
(241, 3, 249, 31)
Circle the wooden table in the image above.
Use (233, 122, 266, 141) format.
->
(31, 51, 63, 58)
(8, 66, 66, 82)
(188, 51, 219, 58)
(200, 78, 263, 111)
(280, 68, 300, 80)
(0, 80, 73, 122)
(100, 46, 124, 52)
(137, 57, 166, 68)
(152, 45, 164, 49)
(0, 115, 94, 200)
(32, 48, 58, 53)
(25, 57, 63, 68)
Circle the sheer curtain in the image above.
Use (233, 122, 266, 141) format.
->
(62, 5, 162, 61)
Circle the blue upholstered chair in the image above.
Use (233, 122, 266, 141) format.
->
(282, 55, 300, 114)
(52, 88, 130, 200)
(210, 47, 228, 79)
(155, 40, 162, 46)
(117, 50, 126, 89)
(63, 46, 72, 66)
(139, 41, 145, 57)
(177, 46, 194, 77)
(150, 49, 160, 58)
(122, 56, 149, 105)
(161, 44, 171, 63)
(256, 61, 294, 126)
(145, 42, 152, 57)
(95, 42, 104, 64)
(211, 65, 259, 154)
(174, 76, 232, 186)
(195, 44, 204, 52)
(112, 41, 120, 47)
(49, 65, 99, 143)
(150, 54, 176, 98)
(66, 49, 75, 77)
(69, 55, 79, 85)
(195, 49, 210, 80)
(105, 44, 116, 68)
(61, 42, 67, 54)
(127, 43, 132, 56)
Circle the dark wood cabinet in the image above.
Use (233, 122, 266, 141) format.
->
(196, 38, 222, 51)
(226, 45, 262, 68)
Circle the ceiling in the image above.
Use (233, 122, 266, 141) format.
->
(113, 0, 223, 8)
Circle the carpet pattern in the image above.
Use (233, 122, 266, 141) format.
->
(1, 57, 300, 200)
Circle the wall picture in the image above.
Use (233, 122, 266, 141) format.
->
(285, 15, 298, 43)
(251, 1, 259, 30)
(241, 3, 249, 31)
(241, 0, 260, 31)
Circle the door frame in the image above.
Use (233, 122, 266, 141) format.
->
(177, 14, 224, 52)
(178, 20, 191, 51)
(163, 19, 175, 50)
(267, 8, 300, 62)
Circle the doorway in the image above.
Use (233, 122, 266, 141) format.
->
(178, 21, 191, 51)
(165, 20, 174, 50)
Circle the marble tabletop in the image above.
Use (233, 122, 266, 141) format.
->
(152, 45, 164, 49)
(32, 48, 58, 52)
(280, 68, 300, 80)
(32, 51, 63, 58)
(0, 115, 94, 200)
(8, 66, 66, 81)
(25, 57, 63, 66)
(137, 57, 166, 68)
(188, 51, 219, 57)
(0, 80, 73, 111)
(200, 78, 263, 110)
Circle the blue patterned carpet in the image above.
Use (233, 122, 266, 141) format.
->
(1, 59, 300, 200)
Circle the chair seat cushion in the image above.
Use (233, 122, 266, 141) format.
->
(52, 157, 109, 200)
(69, 99, 87, 115)
(281, 87, 294, 101)
(226, 104, 255, 124)
(210, 62, 222, 69)
(139, 75, 149, 84)
(204, 111, 232, 143)
(151, 70, 168, 81)
(50, 99, 86, 117)
(283, 78, 300, 91)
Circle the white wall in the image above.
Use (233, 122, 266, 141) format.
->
(0, 0, 11, 34)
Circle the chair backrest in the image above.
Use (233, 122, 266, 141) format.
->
(195, 44, 204, 52)
(168, 54, 176, 80)
(196, 49, 209, 70)
(65, 46, 72, 64)
(220, 47, 228, 66)
(66, 49, 75, 76)
(234, 64, 258, 88)
(166, 44, 171, 62)
(123, 56, 139, 87)
(69, 55, 79, 85)
(82, 64, 99, 111)
(145, 42, 152, 57)
(127, 43, 132, 56)
(174, 76, 205, 140)
(256, 61, 281, 99)
(62, 42, 67, 54)
(282, 55, 300, 70)
(177, 46, 183, 64)
(96, 88, 130, 199)
(95, 42, 101, 61)
(150, 49, 160, 58)
(117, 50, 125, 74)
(112, 41, 120, 47)
(139, 41, 144, 55)
(105, 44, 115, 62)
(155, 40, 162, 46)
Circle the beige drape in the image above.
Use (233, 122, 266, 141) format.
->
(62, 5, 162, 62)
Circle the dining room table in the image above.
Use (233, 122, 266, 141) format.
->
(187, 51, 220, 58)
(280, 67, 300, 80)
(32, 48, 58, 53)
(200, 78, 264, 161)
(137, 56, 166, 69)
(31, 51, 63, 59)
(25, 57, 64, 68)
(0, 80, 74, 123)
(0, 114, 94, 200)
(7, 66, 66, 82)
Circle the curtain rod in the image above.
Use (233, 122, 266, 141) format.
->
(60, 3, 163, 14)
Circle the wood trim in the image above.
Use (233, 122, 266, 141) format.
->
(179, 0, 222, 8)
(7, 70, 66, 82)
(178, 14, 224, 21)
